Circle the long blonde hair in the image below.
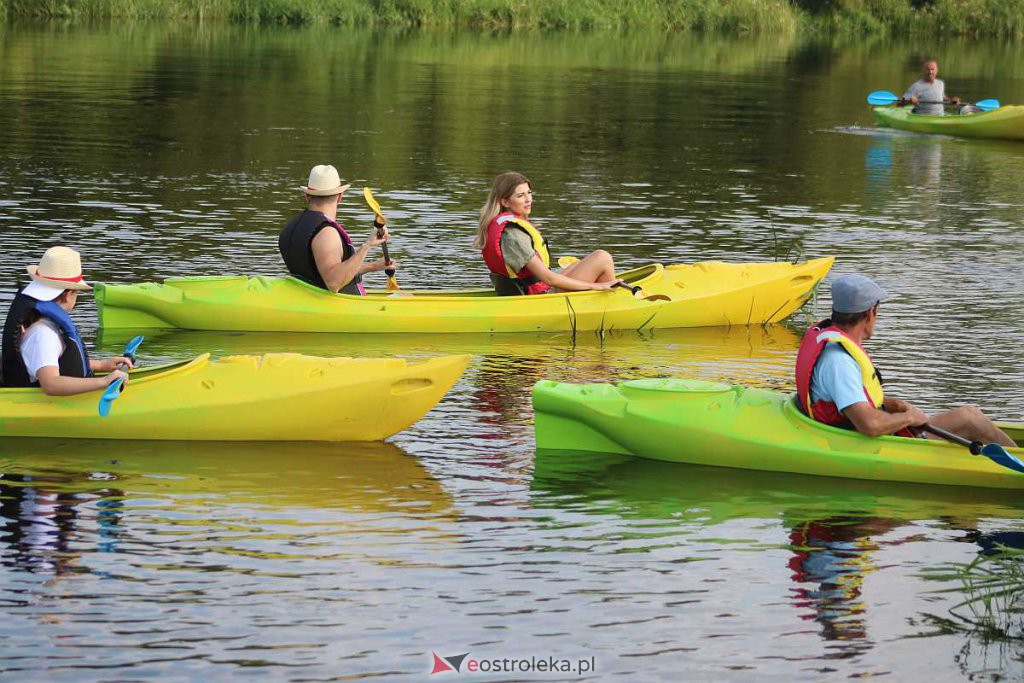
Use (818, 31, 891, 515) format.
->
(474, 171, 531, 250)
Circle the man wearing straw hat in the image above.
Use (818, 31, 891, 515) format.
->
(1, 246, 133, 394)
(279, 164, 394, 295)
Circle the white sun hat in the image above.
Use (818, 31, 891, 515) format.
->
(23, 246, 91, 301)
(300, 164, 351, 196)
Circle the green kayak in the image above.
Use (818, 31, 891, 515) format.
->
(873, 105, 1024, 140)
(532, 378, 1024, 490)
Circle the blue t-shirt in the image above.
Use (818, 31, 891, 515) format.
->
(809, 343, 869, 413)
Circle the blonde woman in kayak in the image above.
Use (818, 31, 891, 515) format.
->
(476, 171, 622, 295)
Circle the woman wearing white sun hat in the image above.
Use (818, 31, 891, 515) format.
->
(1, 246, 134, 395)
(278, 164, 395, 294)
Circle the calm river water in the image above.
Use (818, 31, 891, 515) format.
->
(1, 22, 1023, 680)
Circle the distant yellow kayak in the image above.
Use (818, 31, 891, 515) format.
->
(0, 353, 470, 441)
(95, 258, 834, 333)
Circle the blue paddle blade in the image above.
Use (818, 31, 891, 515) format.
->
(123, 334, 144, 360)
(97, 376, 126, 417)
(975, 98, 1001, 112)
(96, 334, 144, 417)
(867, 90, 899, 106)
(981, 443, 1024, 474)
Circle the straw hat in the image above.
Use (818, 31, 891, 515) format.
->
(24, 246, 91, 301)
(300, 165, 351, 197)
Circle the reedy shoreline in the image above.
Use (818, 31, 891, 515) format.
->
(3, 0, 1024, 37)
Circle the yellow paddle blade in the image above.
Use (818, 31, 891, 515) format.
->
(364, 186, 399, 290)
(557, 256, 579, 268)
(363, 186, 385, 223)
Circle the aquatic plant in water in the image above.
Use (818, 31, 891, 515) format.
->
(948, 548, 1024, 641)
(924, 546, 1024, 673)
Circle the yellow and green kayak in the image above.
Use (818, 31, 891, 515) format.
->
(95, 258, 833, 334)
(873, 105, 1024, 140)
(533, 378, 1024, 490)
(0, 353, 470, 441)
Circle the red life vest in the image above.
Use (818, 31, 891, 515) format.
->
(795, 321, 919, 439)
(794, 320, 885, 428)
(481, 212, 551, 295)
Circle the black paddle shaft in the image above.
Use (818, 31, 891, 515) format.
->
(612, 281, 671, 302)
(375, 221, 396, 277)
(922, 423, 983, 455)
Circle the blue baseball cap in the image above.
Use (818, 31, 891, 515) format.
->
(831, 274, 888, 314)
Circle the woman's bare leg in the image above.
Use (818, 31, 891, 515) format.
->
(562, 250, 616, 284)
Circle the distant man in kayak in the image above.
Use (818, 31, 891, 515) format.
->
(898, 59, 959, 116)
(795, 274, 1014, 446)
(0, 246, 133, 395)
(279, 164, 393, 295)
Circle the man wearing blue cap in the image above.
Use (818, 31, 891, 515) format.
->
(795, 274, 1013, 445)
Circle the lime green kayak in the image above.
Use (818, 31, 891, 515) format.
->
(93, 258, 833, 333)
(873, 105, 1024, 140)
(532, 378, 1024, 490)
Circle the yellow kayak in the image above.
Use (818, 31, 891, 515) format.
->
(0, 353, 470, 441)
(95, 258, 834, 333)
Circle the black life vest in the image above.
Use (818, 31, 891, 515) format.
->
(278, 209, 363, 296)
(1, 289, 92, 388)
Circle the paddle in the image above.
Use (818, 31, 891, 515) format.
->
(866, 90, 1000, 112)
(613, 282, 671, 302)
(557, 256, 670, 302)
(362, 187, 399, 291)
(921, 423, 1024, 475)
(98, 334, 144, 418)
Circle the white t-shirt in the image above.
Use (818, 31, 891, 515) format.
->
(903, 78, 946, 116)
(20, 319, 65, 382)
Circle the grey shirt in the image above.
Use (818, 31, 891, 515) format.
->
(499, 226, 538, 273)
(903, 78, 946, 116)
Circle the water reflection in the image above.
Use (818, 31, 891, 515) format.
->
(787, 516, 900, 657)
(863, 132, 943, 216)
(1, 437, 451, 512)
(0, 438, 455, 577)
(96, 324, 802, 385)
(531, 450, 1024, 659)
(0, 471, 125, 576)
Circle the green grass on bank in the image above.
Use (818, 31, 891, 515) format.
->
(4, 0, 1024, 36)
